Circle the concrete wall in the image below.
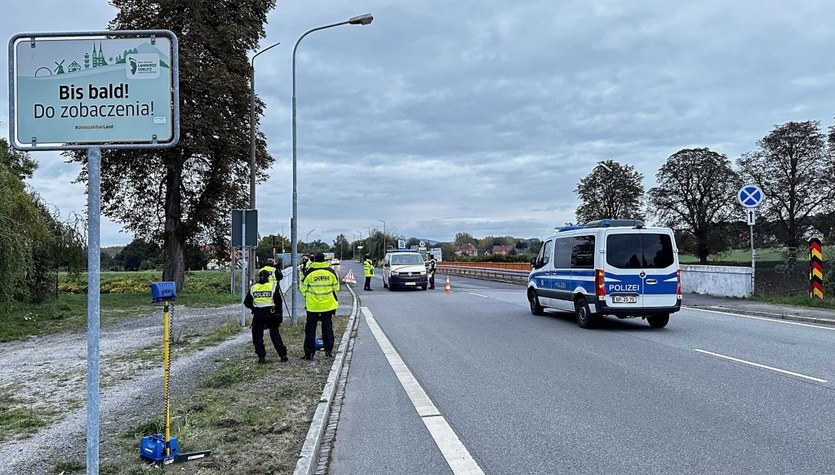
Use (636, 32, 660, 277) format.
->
(681, 264, 752, 298)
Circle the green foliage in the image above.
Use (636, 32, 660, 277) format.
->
(575, 160, 645, 224)
(737, 121, 835, 248)
(66, 0, 277, 290)
(111, 238, 162, 271)
(1, 271, 237, 341)
(0, 137, 37, 180)
(333, 234, 350, 259)
(0, 159, 52, 303)
(58, 270, 232, 295)
(256, 233, 288, 265)
(649, 148, 742, 263)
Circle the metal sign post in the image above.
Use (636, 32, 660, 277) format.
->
(231, 209, 257, 326)
(738, 184, 763, 296)
(86, 146, 101, 473)
(241, 220, 248, 327)
(9, 30, 179, 475)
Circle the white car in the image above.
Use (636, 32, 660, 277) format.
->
(382, 252, 428, 290)
(330, 258, 340, 266)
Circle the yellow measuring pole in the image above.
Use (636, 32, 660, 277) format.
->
(162, 299, 172, 455)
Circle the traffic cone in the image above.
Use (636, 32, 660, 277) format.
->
(444, 276, 452, 293)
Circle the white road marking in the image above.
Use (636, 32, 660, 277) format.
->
(684, 306, 835, 331)
(468, 292, 489, 298)
(362, 307, 485, 475)
(693, 348, 828, 383)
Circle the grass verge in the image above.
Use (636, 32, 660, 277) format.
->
(48, 315, 350, 475)
(0, 271, 240, 342)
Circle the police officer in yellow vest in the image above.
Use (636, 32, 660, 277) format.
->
(299, 252, 339, 360)
(244, 269, 288, 363)
(259, 257, 282, 285)
(363, 254, 374, 291)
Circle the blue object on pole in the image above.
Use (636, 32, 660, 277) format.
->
(151, 281, 177, 303)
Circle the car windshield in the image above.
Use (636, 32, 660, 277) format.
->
(391, 254, 424, 265)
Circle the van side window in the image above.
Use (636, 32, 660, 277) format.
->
(571, 235, 595, 268)
(553, 237, 572, 268)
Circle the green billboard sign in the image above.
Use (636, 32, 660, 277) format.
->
(9, 30, 179, 150)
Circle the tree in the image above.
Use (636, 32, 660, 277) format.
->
(114, 238, 163, 271)
(737, 121, 835, 249)
(648, 148, 742, 263)
(454, 232, 475, 246)
(255, 234, 288, 265)
(1, 140, 37, 180)
(0, 156, 51, 302)
(69, 0, 277, 290)
(575, 160, 645, 224)
(333, 234, 350, 260)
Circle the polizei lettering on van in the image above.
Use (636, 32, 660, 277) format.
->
(608, 283, 639, 292)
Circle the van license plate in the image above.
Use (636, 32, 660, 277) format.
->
(613, 296, 637, 304)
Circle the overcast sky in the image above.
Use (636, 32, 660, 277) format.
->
(4, 1, 835, 246)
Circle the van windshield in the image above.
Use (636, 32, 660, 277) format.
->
(391, 254, 424, 265)
(606, 233, 674, 269)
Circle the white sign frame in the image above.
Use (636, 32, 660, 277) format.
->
(8, 30, 179, 151)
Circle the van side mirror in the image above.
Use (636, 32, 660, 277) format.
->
(530, 257, 538, 269)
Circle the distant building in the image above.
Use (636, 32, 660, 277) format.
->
(456, 243, 478, 257)
(491, 244, 514, 256)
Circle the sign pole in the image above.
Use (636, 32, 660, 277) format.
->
(86, 146, 101, 475)
(240, 218, 247, 327)
(749, 222, 755, 295)
(738, 185, 763, 297)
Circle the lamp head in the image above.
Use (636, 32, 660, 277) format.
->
(349, 13, 374, 25)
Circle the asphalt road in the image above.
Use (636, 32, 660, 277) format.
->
(327, 261, 835, 474)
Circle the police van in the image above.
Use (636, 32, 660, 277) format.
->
(527, 219, 681, 328)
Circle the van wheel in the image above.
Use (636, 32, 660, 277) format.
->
(528, 289, 544, 316)
(575, 298, 597, 329)
(647, 313, 670, 328)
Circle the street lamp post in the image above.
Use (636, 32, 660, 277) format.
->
(250, 41, 280, 209)
(290, 13, 374, 323)
(378, 219, 386, 254)
(305, 228, 316, 251)
(248, 41, 280, 283)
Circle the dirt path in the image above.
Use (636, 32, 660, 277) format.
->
(0, 304, 243, 475)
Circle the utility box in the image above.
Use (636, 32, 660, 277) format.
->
(150, 281, 177, 302)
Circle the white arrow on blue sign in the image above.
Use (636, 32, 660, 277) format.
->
(737, 184, 763, 208)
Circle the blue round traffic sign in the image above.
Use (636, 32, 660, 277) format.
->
(738, 184, 763, 207)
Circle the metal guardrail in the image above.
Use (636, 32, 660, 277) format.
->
(437, 265, 529, 285)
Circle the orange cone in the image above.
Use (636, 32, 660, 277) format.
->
(444, 276, 452, 293)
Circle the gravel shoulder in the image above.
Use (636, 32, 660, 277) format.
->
(0, 304, 244, 475)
